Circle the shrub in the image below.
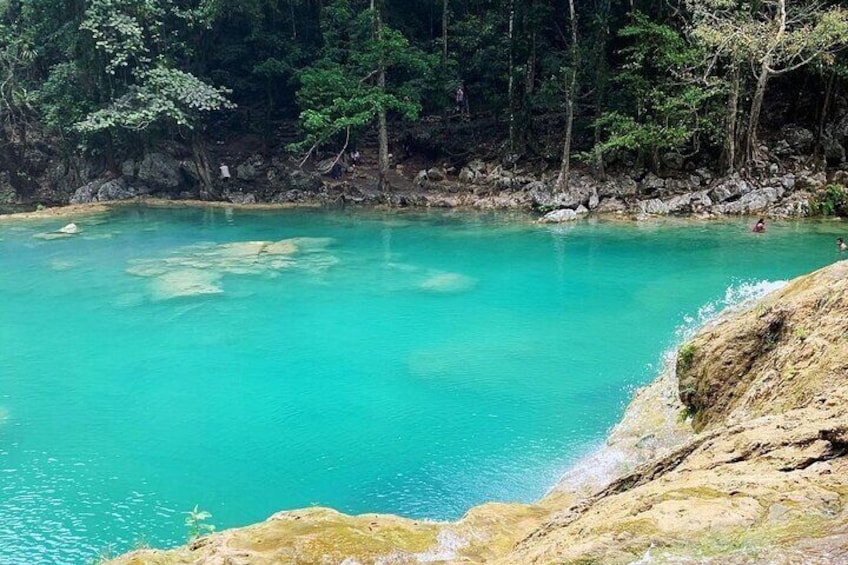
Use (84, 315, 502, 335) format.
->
(810, 184, 848, 216)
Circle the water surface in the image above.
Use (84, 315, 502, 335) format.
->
(0, 207, 843, 563)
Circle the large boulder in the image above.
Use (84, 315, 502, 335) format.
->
(97, 177, 136, 201)
(70, 180, 103, 204)
(138, 152, 181, 191)
(597, 176, 638, 198)
(539, 208, 579, 223)
(781, 125, 815, 153)
(640, 198, 669, 215)
(709, 176, 751, 203)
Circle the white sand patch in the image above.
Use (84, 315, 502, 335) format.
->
(420, 272, 476, 293)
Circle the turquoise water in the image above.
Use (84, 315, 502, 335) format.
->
(0, 207, 844, 563)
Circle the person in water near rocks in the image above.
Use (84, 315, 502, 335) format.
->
(838, 237, 847, 252)
(752, 218, 766, 233)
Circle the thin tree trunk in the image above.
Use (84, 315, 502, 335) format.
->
(815, 70, 835, 164)
(192, 133, 215, 200)
(372, 0, 389, 191)
(723, 64, 740, 173)
(507, 0, 516, 150)
(442, 0, 448, 63)
(745, 59, 770, 164)
(556, 0, 578, 191)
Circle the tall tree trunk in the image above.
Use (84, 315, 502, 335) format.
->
(592, 0, 611, 180)
(192, 133, 215, 200)
(815, 70, 836, 165)
(372, 0, 389, 191)
(745, 59, 771, 165)
(556, 0, 578, 191)
(723, 64, 740, 173)
(442, 0, 448, 63)
(507, 0, 516, 150)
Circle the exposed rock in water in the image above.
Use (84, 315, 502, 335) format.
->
(108, 260, 848, 565)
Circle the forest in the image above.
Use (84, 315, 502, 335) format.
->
(2, 0, 848, 189)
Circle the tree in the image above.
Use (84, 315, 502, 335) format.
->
(73, 0, 234, 139)
(587, 12, 722, 172)
(555, 0, 579, 190)
(294, 0, 432, 189)
(690, 0, 848, 167)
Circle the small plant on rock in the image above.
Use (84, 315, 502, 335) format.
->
(185, 505, 215, 540)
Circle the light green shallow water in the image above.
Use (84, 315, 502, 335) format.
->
(0, 207, 844, 563)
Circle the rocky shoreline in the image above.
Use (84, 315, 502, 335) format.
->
(4, 135, 847, 222)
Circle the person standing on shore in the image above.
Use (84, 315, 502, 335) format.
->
(455, 85, 466, 114)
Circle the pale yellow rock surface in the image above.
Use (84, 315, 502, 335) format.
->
(110, 260, 848, 564)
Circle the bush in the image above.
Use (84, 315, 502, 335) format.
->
(810, 184, 848, 216)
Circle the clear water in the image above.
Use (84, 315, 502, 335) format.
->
(0, 207, 844, 563)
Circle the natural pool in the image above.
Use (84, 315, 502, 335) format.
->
(0, 206, 844, 563)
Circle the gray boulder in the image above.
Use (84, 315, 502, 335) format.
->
(782, 125, 815, 153)
(640, 198, 669, 215)
(97, 178, 136, 201)
(138, 152, 181, 190)
(598, 176, 638, 198)
(595, 197, 627, 214)
(662, 152, 685, 170)
(709, 176, 751, 203)
(539, 208, 579, 223)
(70, 180, 103, 204)
(665, 194, 692, 214)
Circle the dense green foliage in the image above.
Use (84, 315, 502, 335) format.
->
(2, 0, 848, 173)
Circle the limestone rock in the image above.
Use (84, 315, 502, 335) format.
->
(97, 178, 136, 201)
(539, 208, 578, 223)
(138, 152, 181, 191)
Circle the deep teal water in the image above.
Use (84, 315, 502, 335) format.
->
(0, 207, 844, 563)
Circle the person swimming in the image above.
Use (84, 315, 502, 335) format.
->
(838, 237, 847, 252)
(752, 218, 766, 233)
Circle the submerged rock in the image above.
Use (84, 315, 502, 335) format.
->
(128, 237, 337, 299)
(419, 272, 476, 293)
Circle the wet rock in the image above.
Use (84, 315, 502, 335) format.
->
(575, 204, 589, 215)
(539, 208, 579, 223)
(138, 152, 181, 191)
